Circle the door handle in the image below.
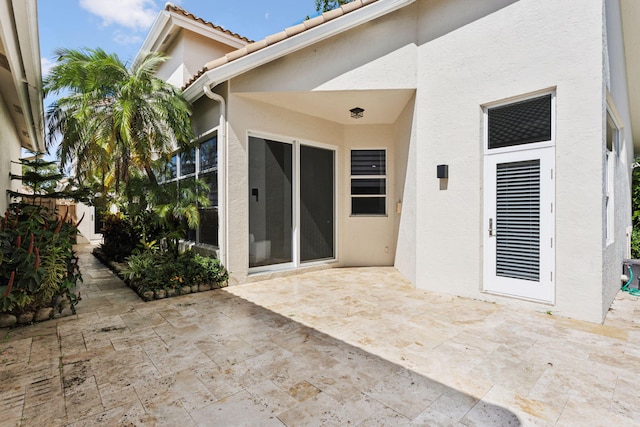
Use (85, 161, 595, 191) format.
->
(251, 188, 259, 202)
(488, 218, 494, 236)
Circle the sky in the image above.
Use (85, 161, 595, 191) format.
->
(36, 0, 321, 160)
(38, 0, 320, 77)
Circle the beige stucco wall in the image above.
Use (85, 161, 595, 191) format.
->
(0, 91, 22, 213)
(157, 30, 241, 87)
(393, 96, 418, 284)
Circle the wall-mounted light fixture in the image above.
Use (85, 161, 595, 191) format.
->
(350, 107, 364, 119)
(437, 164, 448, 179)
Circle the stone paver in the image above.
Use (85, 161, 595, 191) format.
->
(1, 244, 640, 425)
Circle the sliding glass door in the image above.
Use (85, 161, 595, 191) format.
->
(300, 145, 334, 262)
(249, 136, 335, 270)
(248, 137, 293, 268)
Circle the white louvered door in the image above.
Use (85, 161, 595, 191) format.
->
(483, 147, 554, 303)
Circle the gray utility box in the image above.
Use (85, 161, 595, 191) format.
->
(623, 259, 640, 289)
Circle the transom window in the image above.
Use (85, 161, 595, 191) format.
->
(350, 149, 386, 216)
(488, 94, 552, 149)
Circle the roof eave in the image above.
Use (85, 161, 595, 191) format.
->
(1, 0, 44, 152)
(183, 0, 416, 103)
(134, 7, 251, 65)
(133, 10, 172, 65)
(621, 0, 640, 152)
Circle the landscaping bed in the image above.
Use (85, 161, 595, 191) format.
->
(92, 247, 228, 302)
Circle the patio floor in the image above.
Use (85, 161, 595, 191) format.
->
(2, 245, 640, 426)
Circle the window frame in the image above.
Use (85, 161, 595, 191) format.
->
(350, 148, 387, 217)
(484, 90, 556, 155)
(605, 109, 620, 245)
(158, 133, 220, 247)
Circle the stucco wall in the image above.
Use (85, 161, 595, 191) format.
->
(393, 96, 418, 284)
(226, 94, 343, 282)
(603, 0, 634, 319)
(341, 124, 397, 267)
(157, 30, 239, 87)
(414, 0, 605, 322)
(231, 4, 417, 94)
(183, 0, 623, 322)
(0, 91, 22, 213)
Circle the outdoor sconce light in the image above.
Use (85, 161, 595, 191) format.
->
(437, 164, 448, 179)
(350, 107, 364, 119)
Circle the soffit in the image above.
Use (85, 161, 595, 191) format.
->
(236, 89, 415, 125)
(621, 0, 640, 151)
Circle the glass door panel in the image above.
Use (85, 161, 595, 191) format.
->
(248, 137, 293, 268)
(300, 145, 334, 262)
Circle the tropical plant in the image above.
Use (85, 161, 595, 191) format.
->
(194, 253, 229, 286)
(44, 48, 195, 197)
(1, 152, 84, 315)
(120, 249, 228, 296)
(100, 212, 139, 262)
(0, 205, 82, 314)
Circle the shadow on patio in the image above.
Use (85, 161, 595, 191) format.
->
(5, 243, 640, 425)
(0, 244, 525, 426)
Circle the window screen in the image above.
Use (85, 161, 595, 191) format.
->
(351, 150, 386, 175)
(165, 154, 177, 180)
(488, 94, 552, 149)
(199, 137, 217, 171)
(351, 149, 386, 215)
(180, 149, 196, 176)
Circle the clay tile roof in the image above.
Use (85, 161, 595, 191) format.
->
(182, 0, 378, 90)
(165, 3, 253, 44)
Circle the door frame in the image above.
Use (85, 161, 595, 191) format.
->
(482, 90, 556, 304)
(247, 130, 338, 273)
(483, 147, 555, 303)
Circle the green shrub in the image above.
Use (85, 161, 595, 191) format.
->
(100, 213, 139, 261)
(120, 250, 228, 294)
(194, 254, 229, 286)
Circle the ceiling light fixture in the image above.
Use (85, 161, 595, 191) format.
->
(350, 107, 364, 119)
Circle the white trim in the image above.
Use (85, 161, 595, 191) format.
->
(184, 0, 416, 102)
(349, 147, 388, 216)
(483, 147, 556, 304)
(0, 0, 44, 151)
(247, 130, 338, 274)
(482, 90, 557, 304)
(483, 89, 556, 156)
(605, 107, 619, 246)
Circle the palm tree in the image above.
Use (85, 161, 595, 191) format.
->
(44, 48, 194, 195)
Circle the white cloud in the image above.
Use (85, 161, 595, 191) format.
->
(113, 31, 143, 45)
(41, 57, 55, 76)
(79, 0, 158, 30)
(264, 12, 270, 20)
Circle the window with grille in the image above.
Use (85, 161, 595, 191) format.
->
(350, 149, 386, 215)
(160, 136, 219, 246)
(488, 94, 552, 149)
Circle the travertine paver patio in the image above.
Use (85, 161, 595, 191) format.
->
(2, 245, 640, 426)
